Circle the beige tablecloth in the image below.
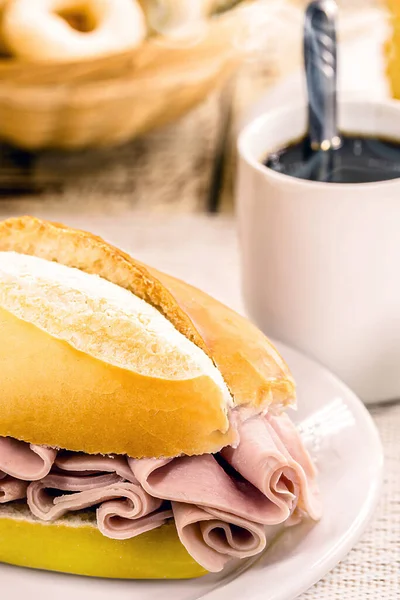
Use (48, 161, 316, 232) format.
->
(0, 209, 397, 598)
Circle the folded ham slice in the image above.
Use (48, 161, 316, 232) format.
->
(97, 503, 173, 540)
(221, 413, 322, 522)
(172, 502, 267, 572)
(25, 451, 168, 539)
(0, 412, 321, 572)
(27, 477, 163, 522)
(0, 438, 56, 481)
(54, 452, 138, 484)
(0, 476, 28, 503)
(265, 413, 321, 520)
(128, 414, 320, 570)
(129, 454, 292, 525)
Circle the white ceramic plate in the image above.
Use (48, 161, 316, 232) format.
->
(1, 343, 383, 600)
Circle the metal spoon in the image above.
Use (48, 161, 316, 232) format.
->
(304, 0, 340, 172)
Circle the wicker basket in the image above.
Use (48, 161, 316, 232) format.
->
(0, 3, 257, 150)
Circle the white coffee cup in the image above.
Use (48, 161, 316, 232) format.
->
(236, 99, 400, 404)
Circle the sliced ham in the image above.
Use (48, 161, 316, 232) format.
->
(129, 454, 290, 525)
(266, 413, 321, 520)
(50, 455, 172, 538)
(97, 503, 173, 540)
(55, 452, 138, 484)
(221, 413, 322, 523)
(128, 414, 320, 570)
(0, 411, 321, 572)
(172, 502, 267, 572)
(0, 438, 56, 481)
(0, 476, 28, 503)
(27, 478, 162, 523)
(32, 470, 124, 492)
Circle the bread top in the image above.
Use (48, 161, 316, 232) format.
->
(0, 250, 234, 457)
(0, 251, 231, 394)
(0, 217, 295, 406)
(0, 216, 295, 457)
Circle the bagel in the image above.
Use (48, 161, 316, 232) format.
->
(2, 0, 147, 62)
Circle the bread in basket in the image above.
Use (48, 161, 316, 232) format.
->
(0, 0, 260, 149)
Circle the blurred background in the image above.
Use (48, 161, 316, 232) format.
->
(0, 0, 394, 217)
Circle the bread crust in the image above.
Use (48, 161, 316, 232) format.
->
(0, 216, 295, 404)
(0, 306, 235, 457)
(0, 509, 206, 579)
(0, 216, 295, 456)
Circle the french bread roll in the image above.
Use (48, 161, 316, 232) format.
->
(0, 216, 306, 581)
(0, 504, 205, 579)
(0, 216, 295, 458)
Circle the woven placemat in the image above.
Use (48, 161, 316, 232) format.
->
(301, 401, 400, 600)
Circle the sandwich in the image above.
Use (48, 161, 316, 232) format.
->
(0, 216, 321, 579)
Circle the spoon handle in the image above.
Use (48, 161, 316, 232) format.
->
(304, 0, 340, 151)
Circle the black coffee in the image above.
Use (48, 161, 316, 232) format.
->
(264, 133, 400, 183)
